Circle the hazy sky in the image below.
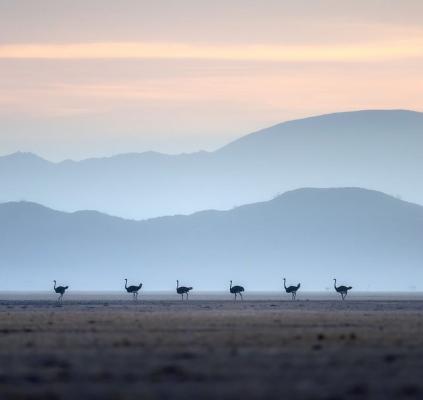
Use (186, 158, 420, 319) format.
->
(0, 0, 422, 160)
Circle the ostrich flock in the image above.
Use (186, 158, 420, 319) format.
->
(52, 278, 352, 303)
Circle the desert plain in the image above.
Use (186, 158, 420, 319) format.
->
(0, 292, 423, 400)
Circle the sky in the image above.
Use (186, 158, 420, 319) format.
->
(0, 0, 422, 161)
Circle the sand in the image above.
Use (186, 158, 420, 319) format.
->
(1, 293, 423, 400)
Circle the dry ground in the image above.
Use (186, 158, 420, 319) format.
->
(1, 297, 423, 400)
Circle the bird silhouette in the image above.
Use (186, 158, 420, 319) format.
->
(124, 279, 143, 301)
(176, 280, 193, 300)
(53, 280, 68, 303)
(283, 278, 300, 300)
(230, 280, 245, 301)
(333, 278, 352, 300)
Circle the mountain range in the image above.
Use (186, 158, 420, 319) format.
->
(1, 109, 423, 220)
(1, 187, 422, 291)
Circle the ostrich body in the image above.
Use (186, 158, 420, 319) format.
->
(124, 279, 143, 301)
(176, 280, 193, 300)
(283, 278, 300, 300)
(230, 280, 245, 301)
(53, 280, 68, 303)
(333, 279, 352, 300)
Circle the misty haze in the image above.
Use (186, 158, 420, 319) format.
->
(1, 109, 422, 220)
(1, 187, 423, 291)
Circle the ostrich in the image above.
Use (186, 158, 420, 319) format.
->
(176, 280, 193, 300)
(124, 279, 143, 301)
(53, 280, 68, 303)
(229, 280, 245, 301)
(283, 278, 300, 300)
(333, 278, 352, 300)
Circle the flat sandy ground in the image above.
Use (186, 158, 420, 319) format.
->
(1, 293, 423, 400)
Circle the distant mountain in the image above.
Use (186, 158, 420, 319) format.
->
(1, 188, 423, 291)
(1, 110, 423, 219)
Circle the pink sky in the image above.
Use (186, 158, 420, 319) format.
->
(0, 0, 422, 160)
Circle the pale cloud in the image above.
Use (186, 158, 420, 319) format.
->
(0, 40, 422, 62)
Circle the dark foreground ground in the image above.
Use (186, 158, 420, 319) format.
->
(1, 294, 423, 400)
